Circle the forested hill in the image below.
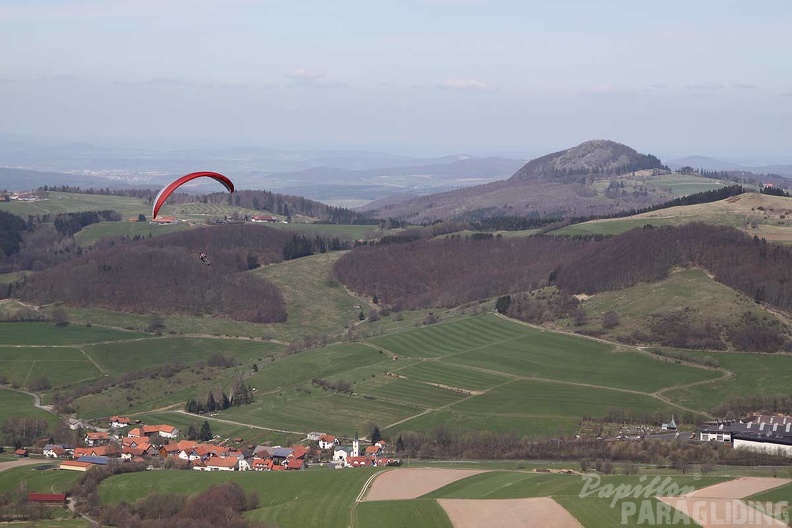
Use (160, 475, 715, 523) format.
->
(9, 225, 314, 322)
(334, 223, 792, 315)
(508, 139, 665, 182)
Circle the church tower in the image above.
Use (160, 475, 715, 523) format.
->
(352, 429, 359, 457)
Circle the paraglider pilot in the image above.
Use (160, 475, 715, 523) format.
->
(199, 252, 211, 266)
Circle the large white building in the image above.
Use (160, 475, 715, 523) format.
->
(733, 434, 792, 457)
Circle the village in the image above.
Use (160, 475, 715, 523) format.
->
(11, 412, 792, 478)
(12, 415, 400, 474)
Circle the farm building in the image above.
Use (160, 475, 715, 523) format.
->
(733, 434, 792, 457)
(27, 493, 67, 506)
(84, 431, 113, 446)
(59, 460, 93, 472)
(699, 416, 792, 443)
(318, 434, 338, 450)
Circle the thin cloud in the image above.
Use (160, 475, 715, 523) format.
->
(582, 83, 622, 95)
(731, 83, 757, 90)
(287, 68, 344, 88)
(147, 77, 255, 90)
(438, 79, 495, 92)
(685, 83, 725, 92)
(0, 73, 80, 83)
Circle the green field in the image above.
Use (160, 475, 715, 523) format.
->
(0, 191, 150, 218)
(565, 268, 772, 344)
(99, 468, 380, 528)
(0, 465, 82, 493)
(356, 499, 452, 528)
(82, 336, 281, 375)
(667, 350, 792, 412)
(74, 220, 191, 246)
(0, 387, 60, 425)
(0, 322, 151, 345)
(453, 380, 676, 418)
(253, 251, 367, 341)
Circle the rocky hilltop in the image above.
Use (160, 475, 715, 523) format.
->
(509, 140, 664, 182)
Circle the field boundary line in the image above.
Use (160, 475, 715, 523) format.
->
(80, 347, 106, 375)
(350, 469, 391, 528)
(22, 360, 37, 388)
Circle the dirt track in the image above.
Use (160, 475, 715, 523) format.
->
(0, 458, 48, 473)
(438, 497, 583, 528)
(686, 477, 791, 499)
(363, 468, 485, 501)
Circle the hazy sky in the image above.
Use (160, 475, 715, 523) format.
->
(1, 0, 790, 157)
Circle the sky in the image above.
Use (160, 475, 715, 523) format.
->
(1, 0, 791, 158)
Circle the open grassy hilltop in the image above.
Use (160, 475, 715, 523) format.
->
(552, 192, 792, 242)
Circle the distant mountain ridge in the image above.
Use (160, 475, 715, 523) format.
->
(367, 139, 675, 222)
(667, 155, 792, 177)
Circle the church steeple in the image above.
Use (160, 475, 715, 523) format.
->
(352, 429, 359, 457)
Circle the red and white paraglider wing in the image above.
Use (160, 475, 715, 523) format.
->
(152, 171, 235, 219)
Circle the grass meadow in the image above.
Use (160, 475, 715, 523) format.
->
(0, 387, 59, 425)
(98, 468, 380, 528)
(356, 499, 452, 528)
(666, 350, 792, 413)
(0, 465, 82, 493)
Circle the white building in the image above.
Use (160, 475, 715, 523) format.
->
(733, 435, 792, 457)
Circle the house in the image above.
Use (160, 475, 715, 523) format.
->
(28, 493, 67, 506)
(142, 424, 180, 439)
(251, 215, 278, 223)
(121, 447, 147, 461)
(332, 447, 352, 465)
(84, 431, 113, 446)
(202, 457, 239, 471)
(127, 427, 143, 438)
(14, 448, 28, 457)
(345, 456, 371, 468)
(286, 458, 305, 470)
(250, 457, 272, 471)
(364, 445, 381, 456)
(307, 432, 325, 441)
(74, 446, 111, 458)
(59, 460, 93, 472)
(237, 457, 251, 471)
(67, 418, 86, 430)
(661, 416, 677, 431)
(318, 434, 338, 450)
(109, 416, 131, 428)
(43, 444, 69, 458)
(151, 216, 176, 225)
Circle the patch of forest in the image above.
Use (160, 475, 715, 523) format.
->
(8, 225, 315, 322)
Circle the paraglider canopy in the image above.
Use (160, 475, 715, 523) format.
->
(152, 171, 235, 219)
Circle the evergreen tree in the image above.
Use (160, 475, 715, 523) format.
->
(396, 435, 405, 453)
(206, 392, 217, 412)
(371, 424, 382, 444)
(199, 420, 213, 441)
(187, 423, 199, 441)
(220, 391, 231, 410)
